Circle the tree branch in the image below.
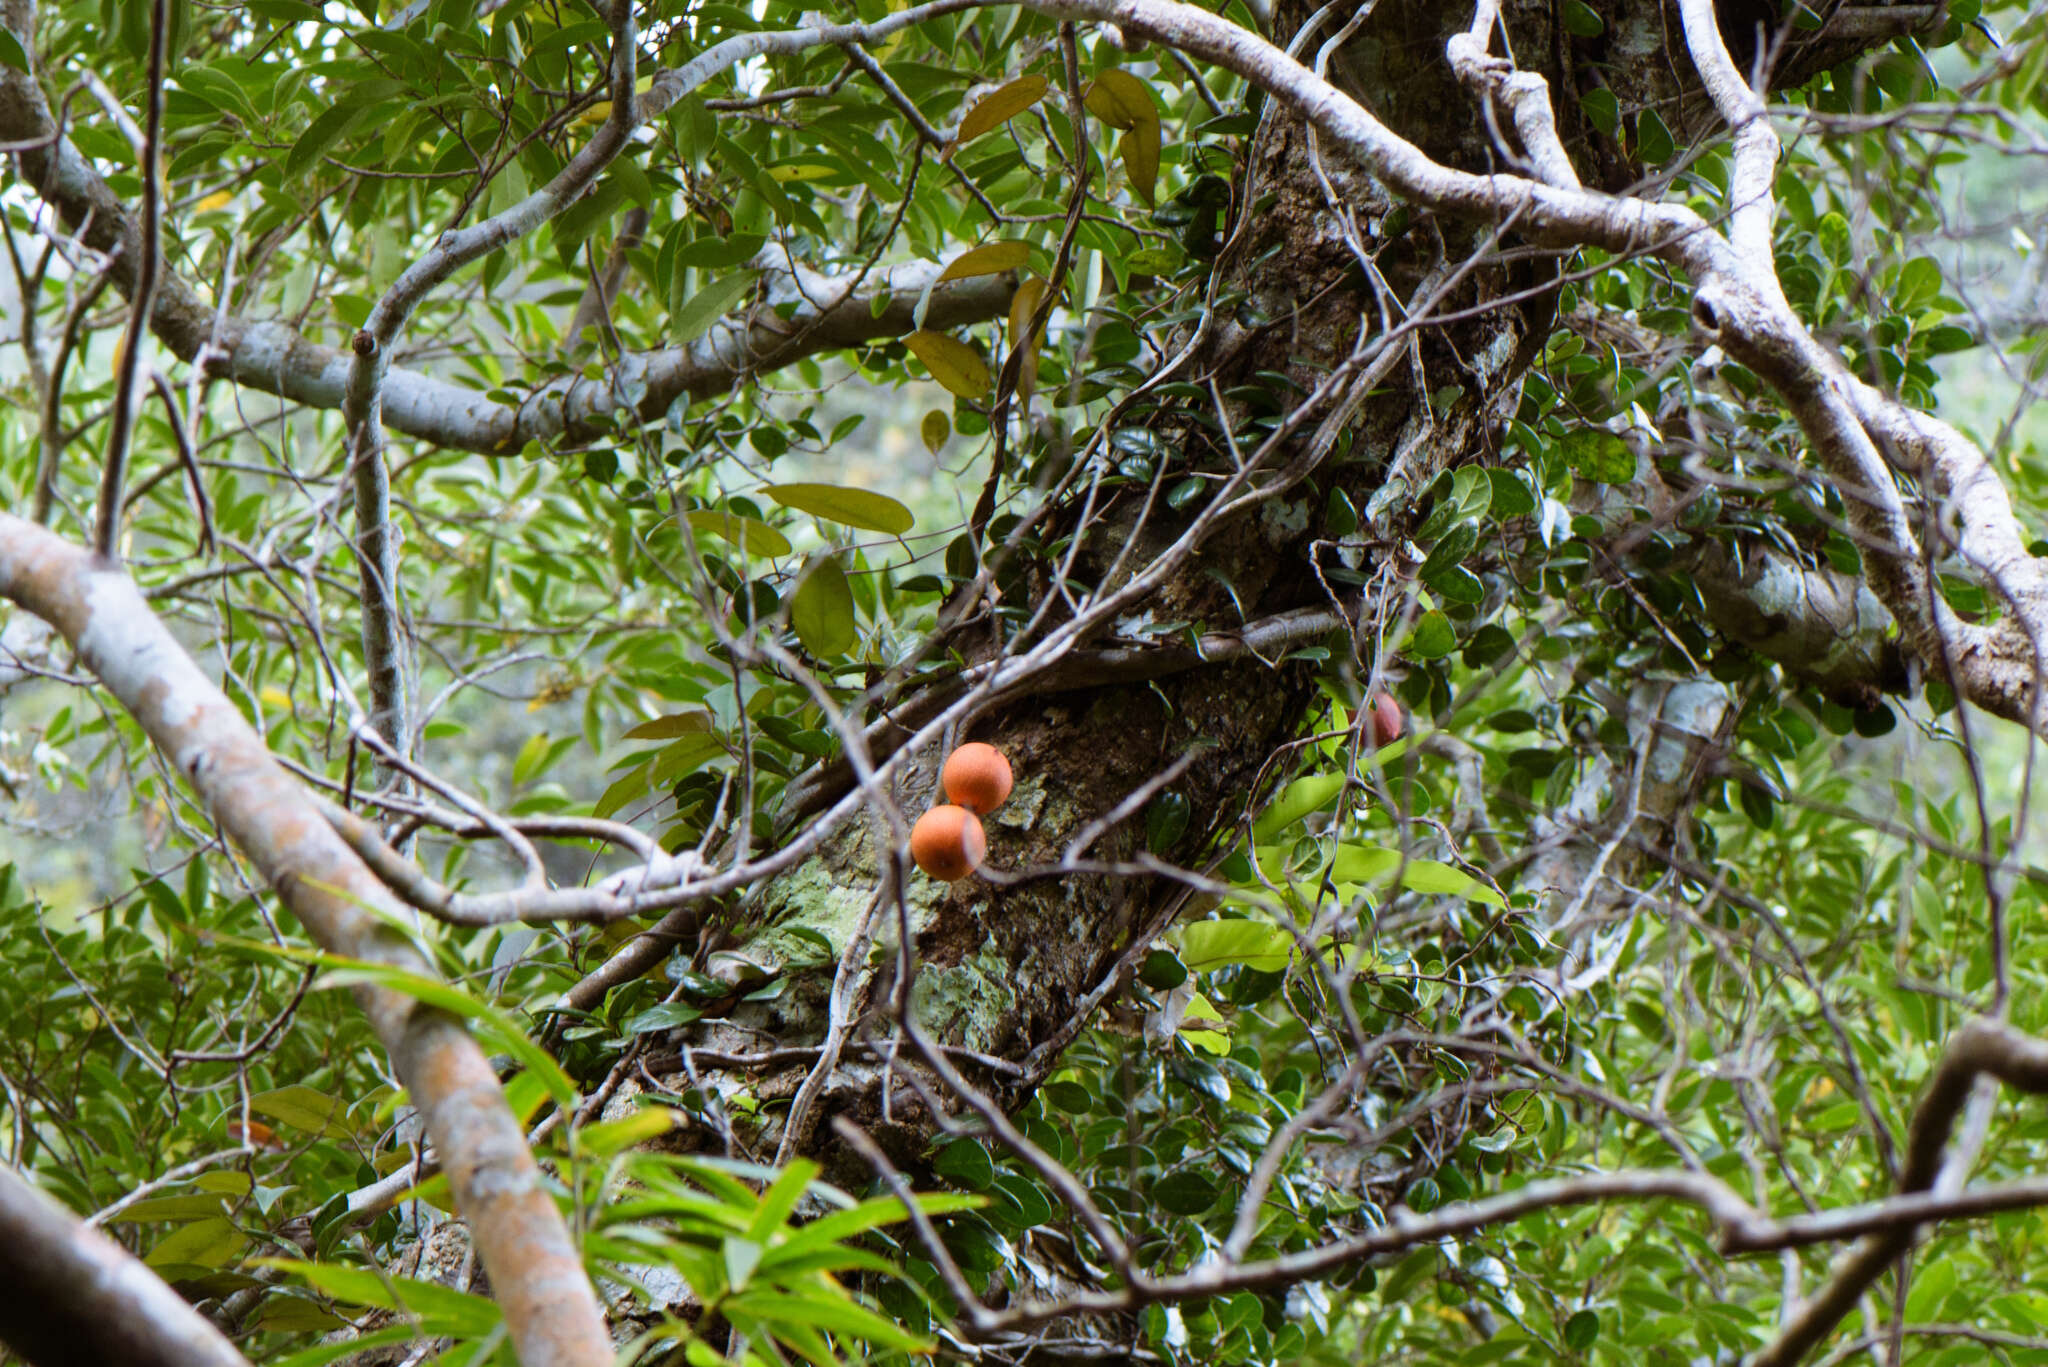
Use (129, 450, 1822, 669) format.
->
(0, 512, 613, 1367)
(1754, 1016, 2048, 1367)
(0, 1162, 249, 1367)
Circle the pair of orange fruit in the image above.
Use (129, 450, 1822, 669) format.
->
(911, 743, 1012, 881)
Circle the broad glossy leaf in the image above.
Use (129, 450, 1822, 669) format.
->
(1085, 68, 1156, 131)
(1181, 919, 1293, 973)
(1119, 120, 1161, 206)
(685, 509, 793, 558)
(957, 74, 1048, 143)
(938, 240, 1030, 281)
(791, 555, 857, 658)
(764, 483, 915, 535)
(672, 271, 757, 344)
(921, 409, 951, 454)
(904, 329, 992, 398)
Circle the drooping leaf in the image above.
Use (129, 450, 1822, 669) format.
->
(791, 555, 857, 658)
(1085, 68, 1156, 131)
(1008, 276, 1048, 397)
(1119, 120, 1161, 206)
(921, 409, 952, 454)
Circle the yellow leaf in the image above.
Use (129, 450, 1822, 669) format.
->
(921, 409, 951, 455)
(956, 74, 1048, 145)
(684, 509, 794, 559)
(1084, 68, 1156, 132)
(873, 0, 911, 59)
(766, 162, 840, 182)
(938, 240, 1030, 282)
(1007, 277, 1048, 399)
(194, 190, 232, 212)
(904, 330, 992, 399)
(572, 77, 654, 126)
(1007, 277, 1048, 347)
(258, 685, 294, 713)
(1119, 120, 1160, 207)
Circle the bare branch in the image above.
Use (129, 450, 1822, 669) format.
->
(1755, 1017, 2048, 1367)
(92, 0, 166, 561)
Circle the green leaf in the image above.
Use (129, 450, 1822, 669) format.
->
(1635, 109, 1675, 163)
(933, 1139, 995, 1190)
(1181, 919, 1293, 974)
(685, 509, 793, 559)
(622, 711, 713, 741)
(316, 963, 579, 1112)
(1153, 1169, 1220, 1216)
(747, 1160, 819, 1241)
(575, 1105, 677, 1159)
(1561, 429, 1636, 483)
(904, 330, 992, 399)
(270, 1329, 416, 1367)
(1565, 1309, 1601, 1350)
(1140, 948, 1189, 990)
(1896, 255, 1944, 310)
(624, 1002, 704, 1033)
(146, 1217, 245, 1269)
(111, 1194, 229, 1223)
(1409, 610, 1456, 658)
(791, 555, 857, 658)
(769, 1192, 985, 1262)
(957, 73, 1048, 143)
(1332, 845, 1400, 883)
(764, 483, 915, 535)
(724, 1236, 764, 1292)
(1561, 0, 1604, 36)
(1580, 87, 1620, 137)
(1252, 771, 1347, 837)
(285, 96, 378, 178)
(726, 1288, 935, 1354)
(672, 271, 757, 344)
(0, 27, 30, 73)
(249, 1085, 355, 1139)
(1487, 468, 1537, 517)
(1332, 847, 1505, 905)
(262, 1261, 502, 1338)
(1398, 860, 1506, 906)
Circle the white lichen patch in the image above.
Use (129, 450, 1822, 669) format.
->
(1259, 497, 1310, 543)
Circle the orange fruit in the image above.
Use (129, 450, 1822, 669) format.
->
(911, 804, 987, 881)
(941, 741, 1013, 815)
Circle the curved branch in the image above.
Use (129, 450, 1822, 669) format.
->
(0, 1163, 248, 1367)
(1754, 1016, 2048, 1367)
(0, 512, 613, 1367)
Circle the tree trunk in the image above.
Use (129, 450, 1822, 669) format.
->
(639, 0, 1905, 1164)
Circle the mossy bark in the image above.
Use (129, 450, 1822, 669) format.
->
(632, 0, 1908, 1163)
